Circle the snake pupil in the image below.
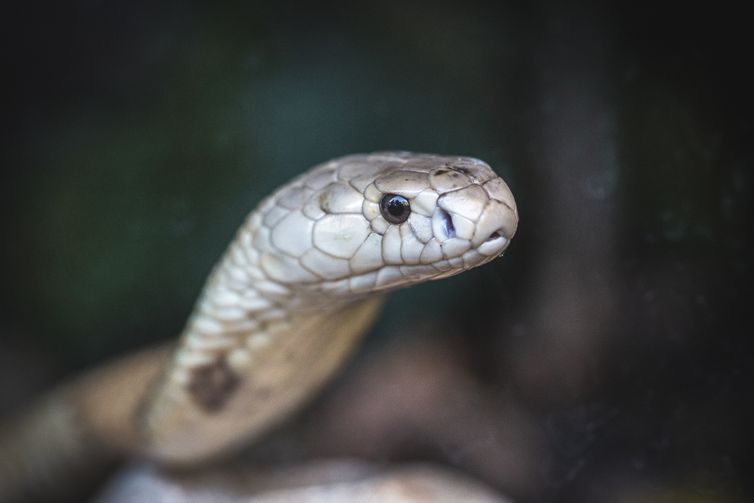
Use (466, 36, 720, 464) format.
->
(380, 194, 411, 224)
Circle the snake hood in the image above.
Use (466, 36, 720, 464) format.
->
(236, 152, 518, 300)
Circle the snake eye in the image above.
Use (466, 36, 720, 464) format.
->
(379, 193, 411, 224)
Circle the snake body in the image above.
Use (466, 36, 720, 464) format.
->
(0, 152, 518, 501)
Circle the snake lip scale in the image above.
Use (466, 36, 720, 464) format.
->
(0, 151, 518, 501)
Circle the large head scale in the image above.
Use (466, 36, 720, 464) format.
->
(246, 152, 518, 299)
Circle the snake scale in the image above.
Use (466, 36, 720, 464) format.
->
(0, 152, 518, 502)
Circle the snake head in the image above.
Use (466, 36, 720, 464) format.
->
(248, 152, 518, 297)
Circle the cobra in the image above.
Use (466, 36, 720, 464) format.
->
(0, 152, 518, 501)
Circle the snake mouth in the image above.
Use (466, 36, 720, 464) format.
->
(485, 230, 503, 242)
(478, 228, 508, 256)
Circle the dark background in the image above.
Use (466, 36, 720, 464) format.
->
(2, 2, 752, 502)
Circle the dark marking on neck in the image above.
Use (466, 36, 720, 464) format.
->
(188, 357, 240, 413)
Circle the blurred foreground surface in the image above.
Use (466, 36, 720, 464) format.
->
(2, 2, 752, 502)
(96, 461, 510, 503)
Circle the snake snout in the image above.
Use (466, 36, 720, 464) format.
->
(472, 194, 517, 256)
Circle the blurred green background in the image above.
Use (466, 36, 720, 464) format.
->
(2, 2, 752, 502)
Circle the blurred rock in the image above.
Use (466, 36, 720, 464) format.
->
(95, 460, 512, 503)
(288, 327, 545, 501)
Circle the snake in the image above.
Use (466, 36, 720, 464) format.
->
(0, 152, 518, 502)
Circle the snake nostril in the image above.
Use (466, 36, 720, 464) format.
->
(438, 209, 456, 238)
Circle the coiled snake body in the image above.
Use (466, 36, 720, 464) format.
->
(0, 152, 518, 501)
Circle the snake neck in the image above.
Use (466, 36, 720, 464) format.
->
(137, 223, 378, 462)
(174, 223, 353, 385)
